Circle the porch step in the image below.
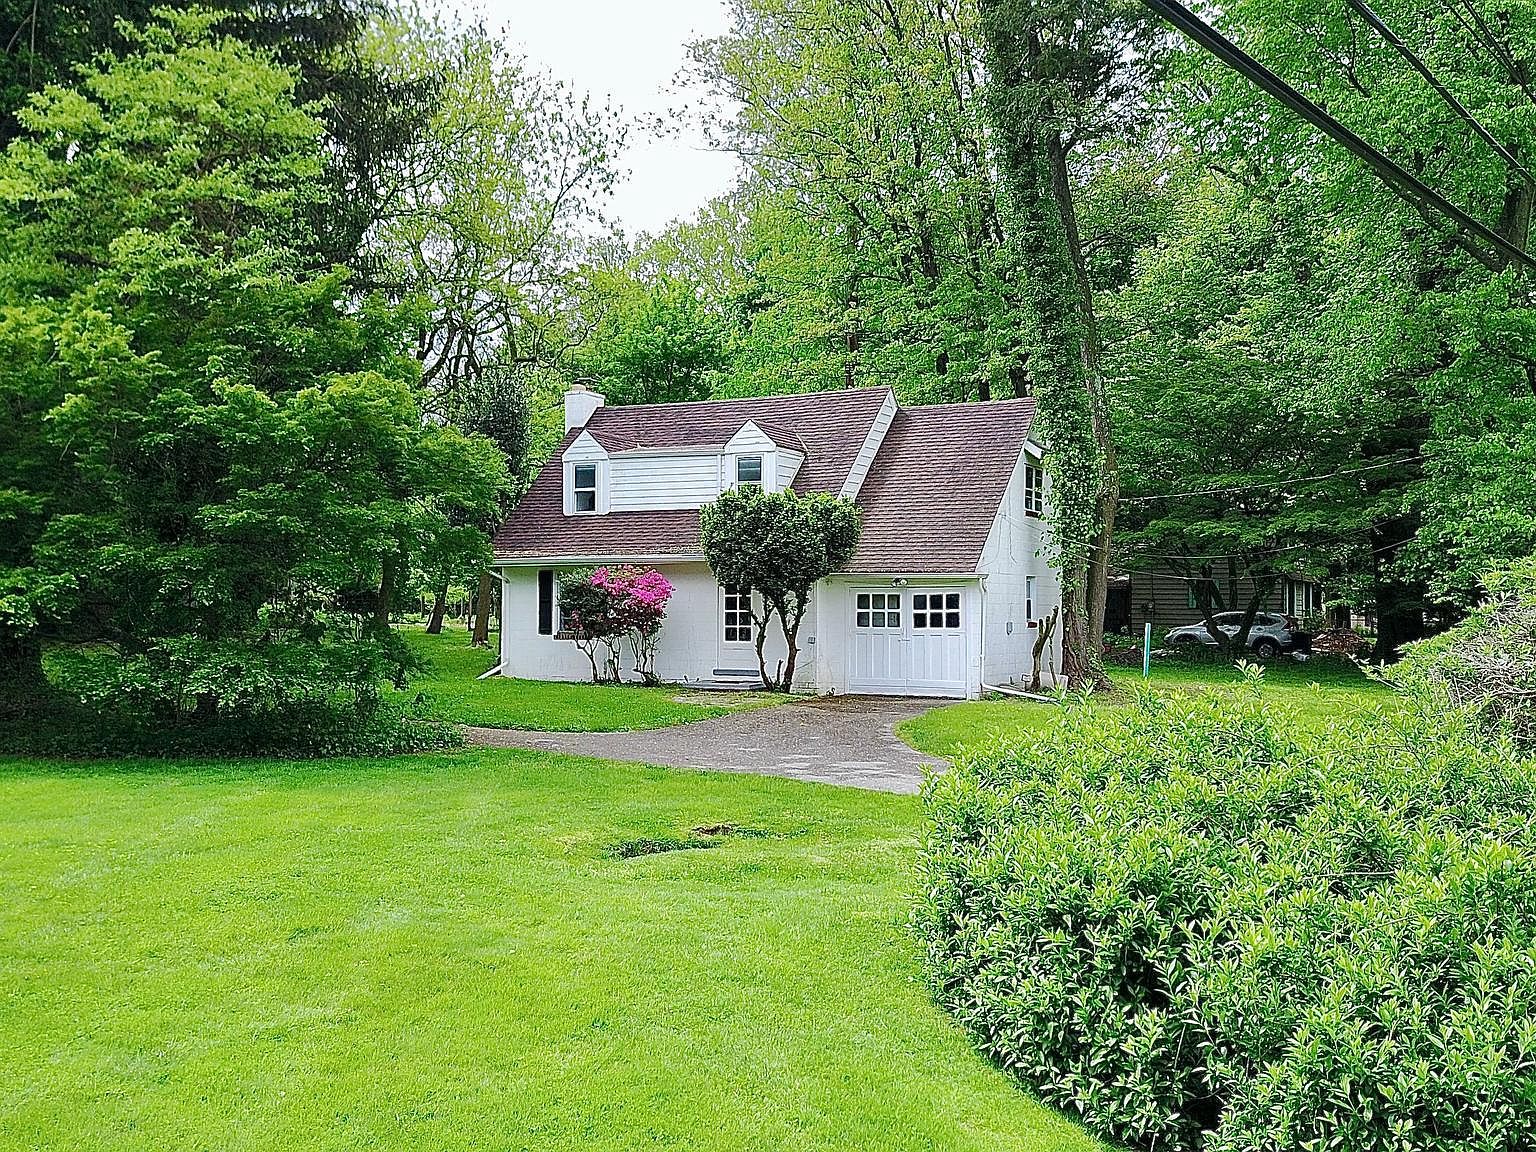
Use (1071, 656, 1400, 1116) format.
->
(712, 668, 759, 678)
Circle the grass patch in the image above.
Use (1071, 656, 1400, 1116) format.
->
(400, 626, 784, 731)
(900, 657, 1394, 759)
(0, 750, 1100, 1152)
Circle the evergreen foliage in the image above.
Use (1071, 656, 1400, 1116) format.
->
(919, 671, 1536, 1151)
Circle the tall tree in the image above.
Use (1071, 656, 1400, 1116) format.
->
(366, 17, 624, 413)
(0, 11, 507, 721)
(976, 0, 1162, 686)
(1148, 0, 1536, 649)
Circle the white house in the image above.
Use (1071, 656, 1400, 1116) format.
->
(491, 385, 1061, 699)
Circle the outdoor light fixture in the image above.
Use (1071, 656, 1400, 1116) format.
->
(891, 577, 909, 587)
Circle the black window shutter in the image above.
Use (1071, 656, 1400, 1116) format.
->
(537, 570, 554, 635)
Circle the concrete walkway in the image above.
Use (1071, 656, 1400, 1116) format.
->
(465, 694, 947, 794)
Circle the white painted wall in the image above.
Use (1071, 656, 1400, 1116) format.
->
(839, 388, 898, 499)
(776, 448, 804, 490)
(978, 448, 1062, 687)
(608, 452, 720, 511)
(498, 562, 813, 688)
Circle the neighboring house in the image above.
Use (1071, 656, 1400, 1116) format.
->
(491, 385, 1061, 699)
(1104, 569, 1325, 637)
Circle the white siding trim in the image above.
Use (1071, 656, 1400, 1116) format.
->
(839, 388, 898, 499)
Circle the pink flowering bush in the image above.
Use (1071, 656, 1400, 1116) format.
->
(559, 566, 674, 683)
(593, 566, 674, 684)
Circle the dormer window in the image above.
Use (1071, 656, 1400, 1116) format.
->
(573, 463, 598, 513)
(735, 454, 764, 491)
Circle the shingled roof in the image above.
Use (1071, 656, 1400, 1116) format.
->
(492, 387, 890, 562)
(491, 388, 1037, 571)
(846, 398, 1036, 573)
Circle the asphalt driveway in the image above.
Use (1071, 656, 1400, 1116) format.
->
(465, 694, 946, 794)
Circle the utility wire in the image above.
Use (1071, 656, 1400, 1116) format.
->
(1139, 0, 1536, 273)
(1344, 0, 1536, 190)
(1119, 454, 1424, 503)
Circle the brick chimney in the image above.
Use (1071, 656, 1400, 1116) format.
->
(564, 384, 605, 432)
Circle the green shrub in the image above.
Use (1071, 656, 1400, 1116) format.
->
(917, 669, 1536, 1151)
(0, 687, 460, 759)
(1383, 558, 1536, 749)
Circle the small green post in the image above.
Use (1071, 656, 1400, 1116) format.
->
(1143, 622, 1152, 679)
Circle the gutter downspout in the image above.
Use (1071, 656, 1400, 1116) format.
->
(976, 574, 987, 700)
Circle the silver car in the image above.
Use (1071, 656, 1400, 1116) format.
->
(1165, 612, 1301, 659)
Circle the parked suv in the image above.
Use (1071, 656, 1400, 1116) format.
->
(1165, 612, 1306, 659)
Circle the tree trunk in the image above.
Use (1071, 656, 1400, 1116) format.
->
(1030, 607, 1058, 691)
(977, 5, 1112, 690)
(425, 583, 448, 635)
(1047, 133, 1117, 680)
(372, 549, 400, 636)
(472, 570, 493, 646)
(1371, 520, 1427, 661)
(777, 597, 807, 694)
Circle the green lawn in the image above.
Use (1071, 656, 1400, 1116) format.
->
(901, 657, 1394, 759)
(401, 626, 784, 731)
(0, 750, 1099, 1152)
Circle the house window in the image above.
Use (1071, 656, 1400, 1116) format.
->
(855, 592, 902, 628)
(537, 569, 554, 636)
(913, 592, 961, 630)
(722, 585, 754, 644)
(1024, 463, 1044, 517)
(735, 454, 763, 491)
(572, 463, 597, 513)
(1026, 575, 1036, 623)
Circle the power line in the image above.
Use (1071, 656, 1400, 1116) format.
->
(1345, 0, 1536, 191)
(1139, 0, 1536, 273)
(1120, 454, 1424, 503)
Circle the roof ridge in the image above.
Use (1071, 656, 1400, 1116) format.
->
(588, 385, 890, 416)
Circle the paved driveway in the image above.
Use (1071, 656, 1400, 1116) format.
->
(465, 695, 946, 794)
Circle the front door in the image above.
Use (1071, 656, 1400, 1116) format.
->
(848, 586, 969, 697)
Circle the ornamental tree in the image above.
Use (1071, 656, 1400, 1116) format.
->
(557, 566, 674, 683)
(700, 488, 861, 692)
(593, 566, 674, 685)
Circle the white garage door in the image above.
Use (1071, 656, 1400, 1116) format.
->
(847, 587, 969, 697)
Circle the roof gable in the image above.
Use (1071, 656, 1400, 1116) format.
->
(844, 398, 1037, 574)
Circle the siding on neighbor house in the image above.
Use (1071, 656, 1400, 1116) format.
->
(978, 449, 1062, 687)
(499, 562, 812, 689)
(1120, 571, 1290, 638)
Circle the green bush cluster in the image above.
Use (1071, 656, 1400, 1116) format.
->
(917, 670, 1536, 1151)
(1382, 558, 1536, 750)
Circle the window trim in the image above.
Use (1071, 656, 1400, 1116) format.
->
(854, 590, 903, 630)
(1023, 463, 1045, 518)
(722, 585, 756, 646)
(570, 462, 599, 515)
(911, 590, 961, 630)
(734, 453, 765, 492)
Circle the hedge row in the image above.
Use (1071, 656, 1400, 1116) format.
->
(917, 670, 1536, 1152)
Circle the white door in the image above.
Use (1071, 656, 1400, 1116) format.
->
(848, 586, 969, 697)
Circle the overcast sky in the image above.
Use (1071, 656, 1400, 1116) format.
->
(464, 0, 742, 239)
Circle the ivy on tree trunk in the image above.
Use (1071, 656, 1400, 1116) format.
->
(977, 0, 1115, 688)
